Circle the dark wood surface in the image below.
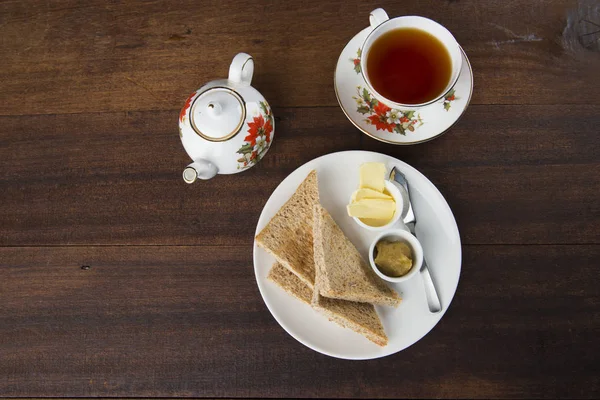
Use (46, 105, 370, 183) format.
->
(1, 0, 599, 398)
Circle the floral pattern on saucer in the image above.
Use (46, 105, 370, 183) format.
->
(351, 48, 362, 73)
(353, 86, 423, 135)
(236, 101, 273, 169)
(443, 89, 457, 111)
(350, 48, 457, 112)
(336, 26, 473, 145)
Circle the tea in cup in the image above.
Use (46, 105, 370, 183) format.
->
(360, 9, 462, 109)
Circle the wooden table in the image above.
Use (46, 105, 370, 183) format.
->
(1, 0, 599, 398)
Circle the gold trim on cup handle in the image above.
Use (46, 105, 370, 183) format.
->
(369, 8, 389, 29)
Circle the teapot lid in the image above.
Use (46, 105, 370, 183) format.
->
(190, 87, 245, 141)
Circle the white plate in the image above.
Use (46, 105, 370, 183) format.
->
(253, 151, 461, 359)
(334, 27, 474, 145)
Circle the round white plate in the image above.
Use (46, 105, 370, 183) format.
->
(334, 27, 473, 145)
(253, 151, 461, 359)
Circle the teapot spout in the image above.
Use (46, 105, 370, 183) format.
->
(183, 159, 218, 183)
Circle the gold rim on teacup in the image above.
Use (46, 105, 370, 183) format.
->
(359, 8, 463, 110)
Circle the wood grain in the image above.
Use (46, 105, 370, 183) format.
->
(1, 0, 599, 116)
(0, 245, 598, 398)
(1, 106, 598, 246)
(1, 0, 599, 398)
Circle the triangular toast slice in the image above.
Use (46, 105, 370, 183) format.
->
(313, 204, 401, 307)
(268, 262, 387, 346)
(256, 170, 319, 288)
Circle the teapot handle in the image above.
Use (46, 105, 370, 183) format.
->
(228, 53, 254, 86)
(369, 8, 389, 29)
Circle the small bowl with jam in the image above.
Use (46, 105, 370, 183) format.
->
(368, 229, 423, 283)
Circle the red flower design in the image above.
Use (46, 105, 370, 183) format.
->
(179, 92, 195, 122)
(244, 114, 273, 146)
(366, 102, 394, 131)
(236, 101, 273, 170)
(264, 118, 273, 143)
(447, 95, 455, 101)
(353, 85, 423, 135)
(353, 58, 360, 66)
(367, 115, 394, 132)
(373, 102, 391, 116)
(245, 114, 263, 146)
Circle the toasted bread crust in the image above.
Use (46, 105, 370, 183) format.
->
(256, 170, 320, 288)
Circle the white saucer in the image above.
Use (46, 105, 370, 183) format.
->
(334, 28, 474, 145)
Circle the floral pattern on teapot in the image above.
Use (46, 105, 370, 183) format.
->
(236, 101, 273, 169)
(179, 92, 196, 124)
(179, 53, 275, 181)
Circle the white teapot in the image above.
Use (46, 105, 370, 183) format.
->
(179, 53, 274, 183)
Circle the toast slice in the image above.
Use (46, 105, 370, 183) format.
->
(311, 286, 388, 347)
(268, 262, 388, 347)
(256, 170, 319, 288)
(267, 262, 313, 305)
(313, 204, 401, 307)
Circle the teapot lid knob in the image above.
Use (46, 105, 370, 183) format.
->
(190, 87, 245, 141)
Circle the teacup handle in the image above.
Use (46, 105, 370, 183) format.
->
(228, 53, 254, 86)
(369, 8, 389, 29)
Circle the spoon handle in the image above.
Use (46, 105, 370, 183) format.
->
(420, 260, 442, 313)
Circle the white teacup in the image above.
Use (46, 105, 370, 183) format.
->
(360, 8, 463, 109)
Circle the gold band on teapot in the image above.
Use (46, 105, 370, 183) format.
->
(190, 86, 247, 142)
